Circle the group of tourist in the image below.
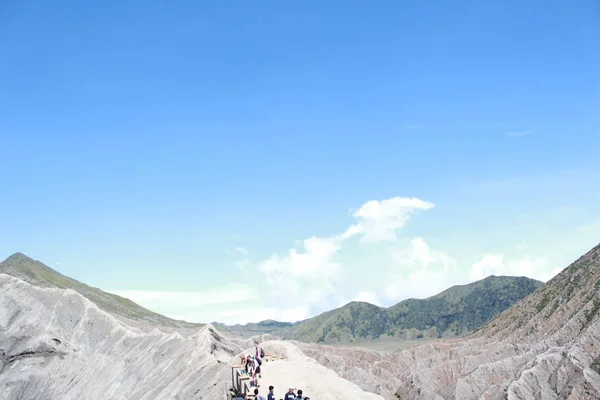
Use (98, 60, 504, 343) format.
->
(230, 386, 310, 400)
(228, 341, 310, 400)
(240, 341, 264, 388)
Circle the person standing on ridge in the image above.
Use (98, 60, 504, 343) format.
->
(245, 354, 253, 376)
(254, 340, 264, 378)
(283, 388, 296, 399)
(267, 385, 275, 400)
(254, 388, 266, 400)
(251, 356, 261, 388)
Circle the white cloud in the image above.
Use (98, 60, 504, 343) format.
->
(144, 301, 310, 326)
(342, 197, 434, 243)
(383, 238, 460, 303)
(226, 246, 251, 271)
(257, 236, 342, 314)
(182, 305, 309, 325)
(468, 254, 560, 282)
(114, 194, 592, 325)
(505, 129, 535, 137)
(109, 284, 259, 312)
(93, 190, 597, 326)
(255, 197, 435, 319)
(273, 306, 311, 322)
(226, 246, 249, 256)
(258, 237, 341, 280)
(352, 291, 380, 306)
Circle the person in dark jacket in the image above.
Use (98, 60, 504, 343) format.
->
(251, 356, 261, 387)
(245, 355, 253, 376)
(254, 341, 264, 378)
(267, 385, 276, 400)
(283, 387, 296, 400)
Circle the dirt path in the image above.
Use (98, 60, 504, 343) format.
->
(248, 340, 384, 400)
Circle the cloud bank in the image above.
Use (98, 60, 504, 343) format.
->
(107, 196, 568, 324)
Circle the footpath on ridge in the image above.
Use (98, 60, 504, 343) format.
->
(232, 340, 384, 399)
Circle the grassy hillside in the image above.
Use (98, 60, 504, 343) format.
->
(212, 319, 297, 338)
(0, 252, 201, 329)
(218, 276, 542, 343)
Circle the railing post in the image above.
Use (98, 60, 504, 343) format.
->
(231, 367, 235, 391)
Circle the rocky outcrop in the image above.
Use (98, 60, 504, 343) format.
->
(296, 243, 600, 399)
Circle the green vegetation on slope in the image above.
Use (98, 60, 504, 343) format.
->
(218, 276, 542, 343)
(212, 319, 295, 337)
(0, 252, 201, 329)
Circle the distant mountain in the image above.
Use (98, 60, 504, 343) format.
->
(212, 319, 296, 337)
(217, 276, 542, 343)
(298, 242, 600, 399)
(0, 252, 201, 330)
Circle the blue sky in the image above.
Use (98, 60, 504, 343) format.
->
(1, 1, 599, 324)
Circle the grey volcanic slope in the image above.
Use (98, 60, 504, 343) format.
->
(0, 273, 384, 400)
(296, 242, 600, 399)
(0, 253, 200, 330)
(217, 275, 542, 343)
(0, 274, 236, 400)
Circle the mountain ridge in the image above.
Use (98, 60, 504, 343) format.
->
(0, 252, 202, 331)
(0, 252, 543, 342)
(216, 275, 543, 342)
(293, 242, 600, 399)
(2, 243, 599, 398)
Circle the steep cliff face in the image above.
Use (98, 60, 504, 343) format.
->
(0, 274, 234, 400)
(297, 243, 600, 399)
